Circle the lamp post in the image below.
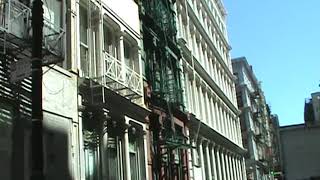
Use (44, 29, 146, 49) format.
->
(30, 0, 44, 179)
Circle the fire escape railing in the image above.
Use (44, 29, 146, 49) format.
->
(0, 0, 30, 38)
(43, 18, 65, 61)
(0, 0, 64, 63)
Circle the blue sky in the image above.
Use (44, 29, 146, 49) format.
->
(224, 0, 320, 126)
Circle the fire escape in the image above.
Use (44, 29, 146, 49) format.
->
(0, 0, 64, 115)
(250, 90, 270, 173)
(140, 0, 191, 179)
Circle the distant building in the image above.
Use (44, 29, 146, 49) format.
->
(232, 57, 274, 180)
(280, 123, 320, 180)
(304, 92, 320, 125)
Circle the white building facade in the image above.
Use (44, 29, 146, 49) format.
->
(76, 0, 149, 180)
(175, 0, 247, 179)
(0, 0, 148, 179)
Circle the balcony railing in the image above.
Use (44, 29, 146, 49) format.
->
(100, 52, 143, 99)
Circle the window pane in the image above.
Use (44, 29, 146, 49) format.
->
(103, 25, 113, 54)
(80, 45, 89, 76)
(80, 5, 88, 44)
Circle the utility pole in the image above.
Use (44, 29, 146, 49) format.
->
(30, 0, 44, 179)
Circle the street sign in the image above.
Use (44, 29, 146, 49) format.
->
(10, 59, 32, 83)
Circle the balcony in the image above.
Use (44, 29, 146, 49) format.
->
(91, 52, 143, 101)
(0, 0, 64, 64)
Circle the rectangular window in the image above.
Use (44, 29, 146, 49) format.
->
(79, 5, 88, 44)
(103, 25, 113, 54)
(124, 40, 139, 73)
(106, 136, 123, 180)
(79, 2, 89, 77)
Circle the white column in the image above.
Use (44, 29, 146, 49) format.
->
(189, 139, 195, 180)
(221, 74, 225, 93)
(218, 104, 223, 134)
(176, 9, 181, 37)
(231, 116, 236, 143)
(241, 157, 247, 180)
(227, 81, 231, 101)
(225, 152, 230, 180)
(210, 97, 216, 130)
(214, 99, 219, 132)
(207, 96, 213, 128)
(213, 59, 218, 83)
(124, 125, 131, 180)
(203, 48, 208, 70)
(143, 126, 149, 179)
(209, 55, 214, 78)
(213, 28, 217, 46)
(225, 79, 229, 99)
(220, 104, 224, 135)
(237, 118, 242, 146)
(229, 155, 234, 180)
(229, 114, 234, 142)
(222, 108, 227, 137)
(239, 157, 244, 180)
(230, 115, 234, 142)
(190, 79, 195, 114)
(234, 157, 239, 180)
(226, 112, 231, 139)
(192, 32, 197, 55)
(235, 118, 239, 145)
(217, 67, 221, 88)
(217, 104, 223, 134)
(184, 72, 190, 111)
(215, 147, 222, 180)
(232, 84, 237, 105)
(220, 149, 226, 180)
(200, 87, 205, 121)
(231, 115, 239, 144)
(205, 142, 212, 180)
(119, 32, 126, 80)
(195, 85, 201, 118)
(231, 155, 237, 180)
(203, 90, 209, 125)
(198, 41, 203, 63)
(211, 144, 217, 180)
(199, 141, 206, 180)
(101, 123, 108, 179)
(179, 12, 184, 38)
(227, 152, 233, 180)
